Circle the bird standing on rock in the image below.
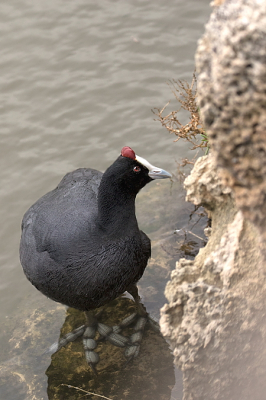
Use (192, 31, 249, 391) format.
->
(20, 146, 172, 371)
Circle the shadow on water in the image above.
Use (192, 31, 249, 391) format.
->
(46, 299, 175, 400)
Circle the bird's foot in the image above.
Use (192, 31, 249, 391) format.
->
(44, 315, 131, 373)
(44, 311, 158, 372)
(121, 312, 160, 362)
(44, 285, 160, 372)
(43, 324, 86, 355)
(118, 284, 161, 362)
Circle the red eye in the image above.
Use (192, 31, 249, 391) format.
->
(133, 166, 141, 173)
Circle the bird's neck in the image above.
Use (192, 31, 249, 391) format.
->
(96, 177, 139, 235)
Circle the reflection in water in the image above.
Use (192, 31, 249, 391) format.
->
(46, 297, 175, 400)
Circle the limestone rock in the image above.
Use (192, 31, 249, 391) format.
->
(161, 1, 266, 398)
(196, 0, 266, 249)
(160, 155, 266, 400)
(184, 154, 231, 211)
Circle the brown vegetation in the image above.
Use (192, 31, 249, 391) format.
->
(153, 73, 208, 155)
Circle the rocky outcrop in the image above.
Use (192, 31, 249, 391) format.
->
(196, 0, 266, 253)
(161, 155, 266, 400)
(160, 1, 266, 399)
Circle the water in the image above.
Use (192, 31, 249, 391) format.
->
(0, 1, 211, 399)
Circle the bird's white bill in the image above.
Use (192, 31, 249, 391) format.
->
(135, 155, 172, 180)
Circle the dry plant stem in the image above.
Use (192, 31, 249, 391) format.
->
(174, 151, 200, 183)
(186, 230, 206, 242)
(153, 73, 208, 152)
(60, 384, 112, 400)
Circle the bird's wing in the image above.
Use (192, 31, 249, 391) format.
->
(21, 168, 103, 263)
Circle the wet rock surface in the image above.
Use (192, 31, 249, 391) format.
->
(46, 299, 174, 400)
(0, 294, 175, 400)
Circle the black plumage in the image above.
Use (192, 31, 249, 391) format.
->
(20, 148, 170, 312)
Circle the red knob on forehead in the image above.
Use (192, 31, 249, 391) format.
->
(121, 146, 136, 160)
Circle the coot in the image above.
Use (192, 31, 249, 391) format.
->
(20, 146, 171, 369)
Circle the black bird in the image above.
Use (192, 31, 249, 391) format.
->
(20, 146, 171, 369)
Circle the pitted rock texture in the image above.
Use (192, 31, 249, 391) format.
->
(184, 154, 231, 211)
(160, 155, 266, 400)
(196, 0, 266, 247)
(162, 1, 266, 398)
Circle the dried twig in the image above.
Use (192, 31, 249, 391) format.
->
(152, 73, 208, 153)
(60, 384, 113, 400)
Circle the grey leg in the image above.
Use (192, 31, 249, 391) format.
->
(124, 284, 160, 361)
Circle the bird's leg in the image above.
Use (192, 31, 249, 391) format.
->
(126, 283, 160, 329)
(123, 284, 160, 361)
(127, 283, 147, 316)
